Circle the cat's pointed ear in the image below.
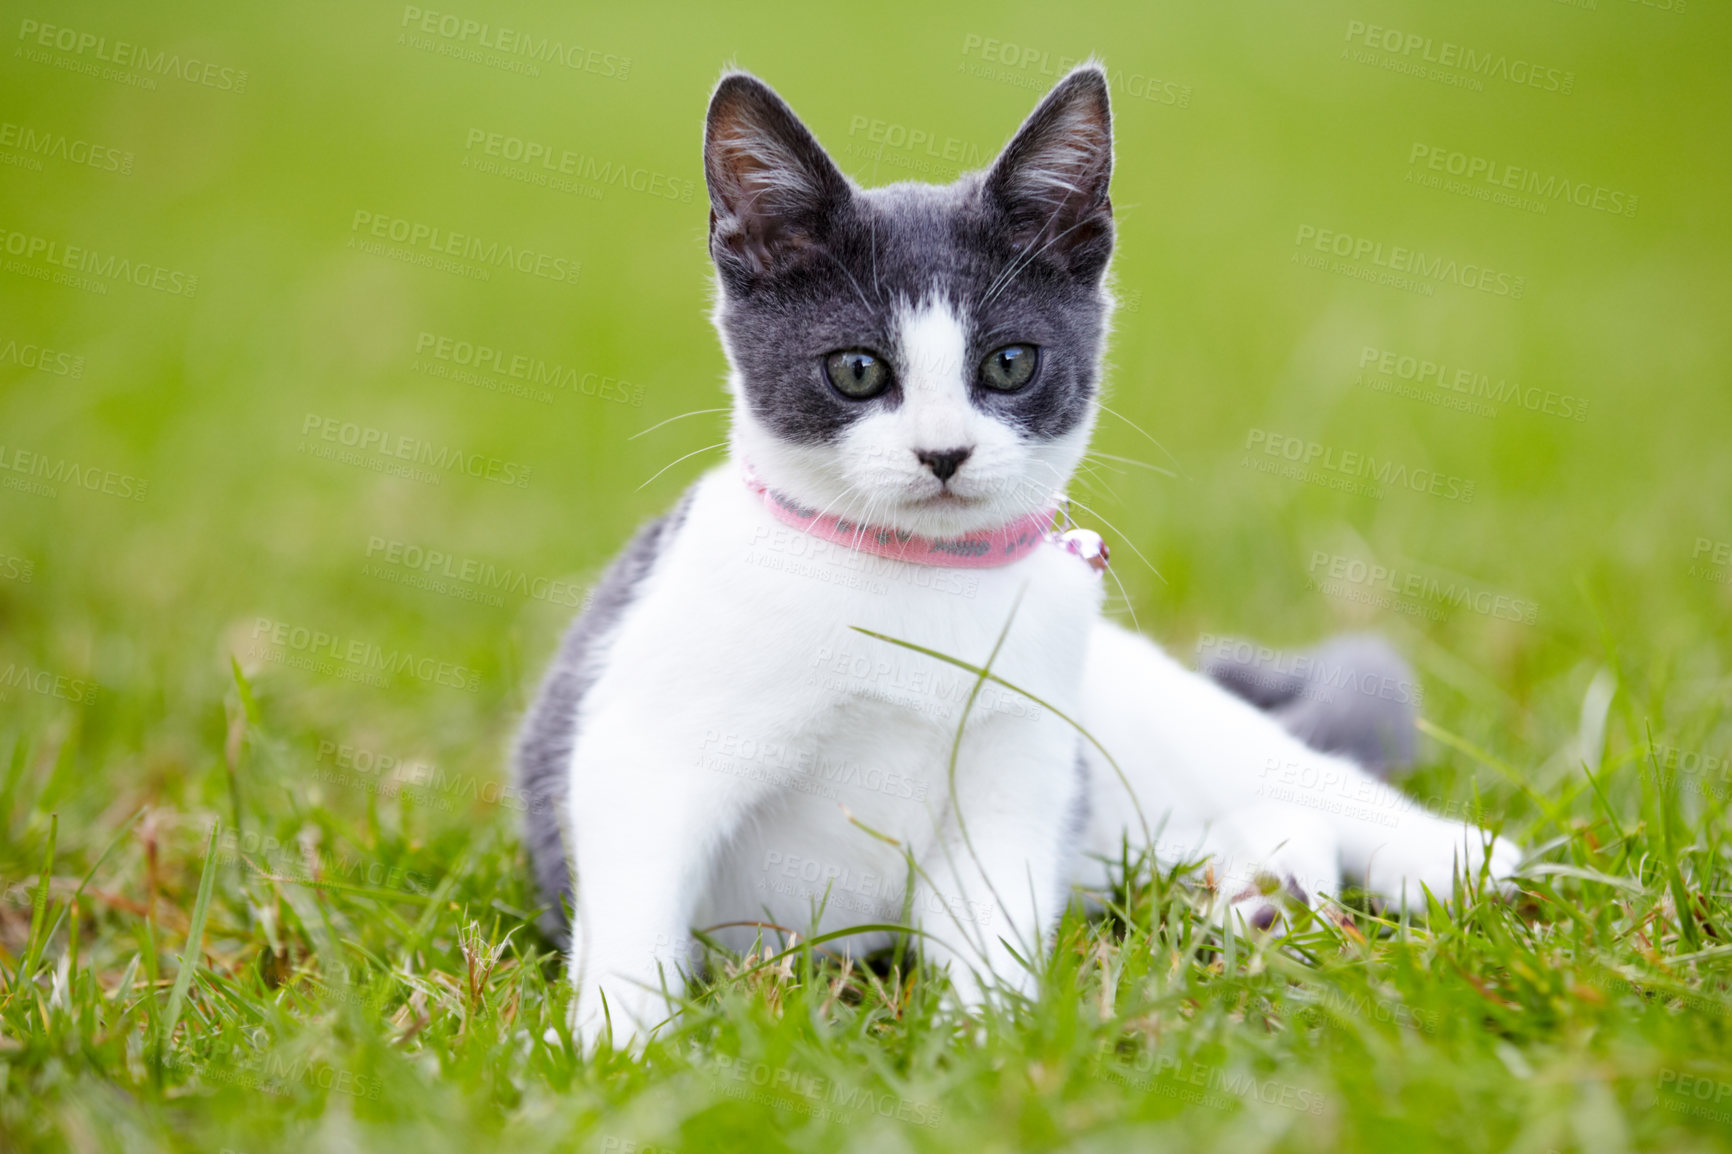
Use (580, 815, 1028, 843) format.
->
(705, 72, 852, 283)
(984, 64, 1114, 280)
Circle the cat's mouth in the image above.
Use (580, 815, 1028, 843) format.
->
(906, 490, 982, 509)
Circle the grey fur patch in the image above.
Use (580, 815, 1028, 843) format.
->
(1064, 743, 1093, 846)
(703, 68, 1113, 447)
(1202, 633, 1420, 778)
(515, 490, 693, 943)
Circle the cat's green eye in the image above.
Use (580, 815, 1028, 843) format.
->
(980, 344, 1039, 392)
(824, 349, 892, 399)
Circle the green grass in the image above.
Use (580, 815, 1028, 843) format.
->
(3, 0, 1731, 1150)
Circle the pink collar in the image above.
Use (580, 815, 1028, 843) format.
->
(743, 467, 1108, 572)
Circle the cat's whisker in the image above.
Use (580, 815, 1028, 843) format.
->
(1085, 451, 1177, 479)
(635, 441, 728, 492)
(1074, 456, 1126, 478)
(840, 486, 879, 553)
(980, 213, 1095, 308)
(1032, 453, 1101, 502)
(1067, 458, 1119, 489)
(806, 478, 873, 536)
(980, 189, 1082, 304)
(1068, 467, 1127, 511)
(1102, 563, 1143, 636)
(629, 407, 731, 441)
(870, 215, 884, 303)
(1028, 460, 1162, 582)
(820, 249, 874, 311)
(1096, 404, 1188, 479)
(1061, 493, 1166, 585)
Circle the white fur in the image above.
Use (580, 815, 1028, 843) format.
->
(1075, 622, 1522, 920)
(559, 295, 1520, 1052)
(562, 464, 1101, 1046)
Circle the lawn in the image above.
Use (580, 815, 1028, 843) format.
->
(2, 1, 1731, 1151)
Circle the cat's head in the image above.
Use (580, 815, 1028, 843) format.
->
(704, 66, 1114, 539)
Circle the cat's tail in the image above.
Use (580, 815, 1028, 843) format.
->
(1198, 633, 1419, 778)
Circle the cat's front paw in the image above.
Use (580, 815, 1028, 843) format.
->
(563, 980, 668, 1057)
(1212, 868, 1321, 937)
(936, 943, 1040, 1017)
(1363, 822, 1521, 910)
(1196, 809, 1342, 937)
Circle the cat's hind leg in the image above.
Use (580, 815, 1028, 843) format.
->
(1196, 630, 1523, 906)
(1078, 621, 1521, 920)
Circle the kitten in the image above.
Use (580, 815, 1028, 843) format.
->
(517, 65, 1521, 1050)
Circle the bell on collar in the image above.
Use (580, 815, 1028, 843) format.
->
(1057, 528, 1110, 573)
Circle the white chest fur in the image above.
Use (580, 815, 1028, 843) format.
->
(560, 467, 1102, 1028)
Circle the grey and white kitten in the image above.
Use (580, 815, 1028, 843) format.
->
(517, 65, 1520, 1051)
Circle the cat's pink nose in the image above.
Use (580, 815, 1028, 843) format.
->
(915, 446, 973, 483)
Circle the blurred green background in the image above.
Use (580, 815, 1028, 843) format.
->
(1, 0, 1730, 1147)
(3, 0, 1728, 774)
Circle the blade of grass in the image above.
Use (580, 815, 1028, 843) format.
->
(1644, 721, 1700, 950)
(849, 625, 1151, 845)
(9, 813, 58, 1004)
(161, 820, 221, 1051)
(1416, 718, 1566, 828)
